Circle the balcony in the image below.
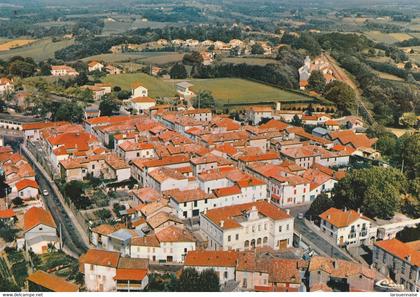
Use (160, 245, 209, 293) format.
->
(116, 283, 143, 292)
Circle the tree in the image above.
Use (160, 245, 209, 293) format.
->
(99, 94, 120, 116)
(307, 70, 326, 93)
(8, 60, 36, 77)
(182, 51, 203, 66)
(399, 112, 417, 128)
(251, 43, 264, 55)
(306, 193, 334, 219)
(404, 61, 412, 70)
(169, 63, 188, 79)
(323, 80, 356, 115)
(394, 133, 420, 179)
(193, 90, 215, 109)
(178, 268, 200, 292)
(64, 180, 91, 209)
(198, 269, 220, 292)
(12, 197, 23, 207)
(75, 72, 89, 86)
(332, 167, 407, 219)
(54, 101, 84, 123)
(0, 276, 19, 292)
(291, 114, 302, 126)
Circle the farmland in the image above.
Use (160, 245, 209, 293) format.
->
(186, 78, 313, 106)
(364, 31, 414, 44)
(222, 57, 280, 65)
(102, 73, 314, 105)
(81, 52, 183, 64)
(0, 38, 74, 62)
(0, 39, 35, 51)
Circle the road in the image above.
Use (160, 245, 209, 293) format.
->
(21, 146, 89, 256)
(287, 204, 353, 261)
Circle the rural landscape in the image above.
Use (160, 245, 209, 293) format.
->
(0, 0, 418, 294)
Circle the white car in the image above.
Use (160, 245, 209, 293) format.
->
(43, 189, 49, 196)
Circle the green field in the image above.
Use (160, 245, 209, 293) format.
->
(81, 52, 182, 64)
(102, 73, 314, 104)
(102, 73, 176, 97)
(0, 38, 74, 62)
(186, 78, 313, 106)
(364, 31, 414, 44)
(223, 57, 280, 65)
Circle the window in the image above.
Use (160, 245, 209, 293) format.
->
(228, 235, 231, 242)
(184, 202, 187, 207)
(236, 234, 239, 240)
(183, 211, 188, 218)
(286, 224, 289, 231)
(224, 271, 228, 279)
(194, 201, 198, 207)
(205, 199, 208, 204)
(279, 226, 282, 232)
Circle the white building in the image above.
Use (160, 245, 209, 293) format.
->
(88, 61, 105, 72)
(130, 226, 196, 263)
(184, 250, 238, 285)
(176, 82, 195, 99)
(200, 201, 294, 251)
(0, 77, 14, 96)
(23, 207, 59, 254)
(51, 65, 79, 77)
(319, 208, 377, 247)
(131, 83, 148, 98)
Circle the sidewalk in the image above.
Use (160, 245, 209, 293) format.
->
(21, 144, 90, 249)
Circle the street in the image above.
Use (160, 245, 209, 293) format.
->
(287, 204, 353, 261)
(21, 146, 89, 256)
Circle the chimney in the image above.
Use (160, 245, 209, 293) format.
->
(286, 209, 290, 215)
(332, 260, 338, 269)
(357, 208, 360, 214)
(405, 255, 411, 263)
(327, 214, 331, 219)
(220, 220, 224, 228)
(204, 208, 207, 214)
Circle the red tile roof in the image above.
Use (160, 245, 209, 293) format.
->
(80, 249, 120, 268)
(114, 268, 148, 281)
(27, 271, 79, 292)
(24, 207, 56, 232)
(184, 250, 238, 267)
(15, 179, 39, 191)
(375, 239, 420, 267)
(155, 226, 195, 243)
(0, 208, 16, 219)
(319, 208, 370, 228)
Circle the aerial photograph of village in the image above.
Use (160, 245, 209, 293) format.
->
(0, 0, 418, 295)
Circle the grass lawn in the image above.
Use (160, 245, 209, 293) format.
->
(186, 78, 313, 106)
(103, 74, 315, 105)
(102, 73, 176, 97)
(222, 57, 280, 65)
(363, 31, 411, 44)
(0, 38, 74, 62)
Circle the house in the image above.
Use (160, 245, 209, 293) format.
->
(245, 106, 274, 125)
(116, 141, 156, 161)
(328, 130, 376, 150)
(27, 270, 79, 292)
(308, 256, 376, 292)
(50, 65, 79, 77)
(131, 83, 148, 98)
(237, 253, 306, 292)
(106, 64, 122, 75)
(88, 61, 105, 72)
(129, 96, 156, 114)
(184, 250, 238, 285)
(23, 207, 59, 254)
(0, 77, 14, 96)
(166, 188, 213, 219)
(373, 239, 420, 292)
(14, 178, 39, 199)
(200, 201, 294, 251)
(201, 52, 214, 65)
(130, 226, 196, 263)
(0, 208, 16, 225)
(80, 249, 149, 292)
(319, 208, 377, 247)
(176, 82, 195, 99)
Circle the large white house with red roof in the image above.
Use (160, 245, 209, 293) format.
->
(319, 207, 377, 247)
(23, 207, 58, 254)
(200, 201, 294, 251)
(14, 178, 39, 199)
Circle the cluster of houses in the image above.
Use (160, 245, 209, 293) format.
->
(50, 61, 122, 78)
(0, 142, 62, 256)
(110, 38, 276, 59)
(298, 55, 337, 90)
(5, 93, 417, 292)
